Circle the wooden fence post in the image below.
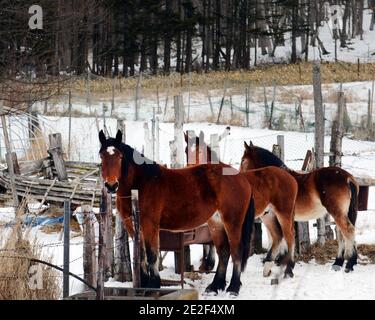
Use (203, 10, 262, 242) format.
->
(0, 103, 19, 210)
(111, 77, 115, 115)
(114, 121, 132, 282)
(86, 71, 91, 113)
(63, 201, 70, 298)
(170, 96, 191, 272)
(269, 81, 277, 129)
(210, 134, 220, 163)
(143, 122, 152, 159)
(327, 87, 346, 240)
(82, 205, 97, 289)
(135, 72, 142, 121)
(105, 191, 114, 279)
(172, 95, 185, 167)
(114, 210, 133, 282)
(216, 80, 228, 124)
(186, 130, 196, 165)
(155, 117, 160, 163)
(68, 90, 72, 158)
(295, 151, 312, 255)
(368, 81, 374, 137)
(117, 119, 126, 143)
(131, 189, 141, 288)
(156, 85, 162, 114)
(97, 188, 107, 299)
(277, 135, 285, 162)
(206, 88, 215, 119)
(245, 85, 250, 127)
(263, 83, 269, 127)
(48, 133, 68, 181)
(313, 61, 326, 245)
(329, 88, 344, 167)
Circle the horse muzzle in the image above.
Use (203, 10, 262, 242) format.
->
(105, 181, 119, 193)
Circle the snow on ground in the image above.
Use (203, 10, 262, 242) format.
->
(2, 188, 375, 300)
(36, 118, 375, 181)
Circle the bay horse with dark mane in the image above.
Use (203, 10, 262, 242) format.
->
(99, 130, 255, 295)
(241, 141, 359, 273)
(185, 131, 298, 278)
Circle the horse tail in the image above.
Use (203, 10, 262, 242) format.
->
(241, 193, 255, 271)
(348, 180, 358, 226)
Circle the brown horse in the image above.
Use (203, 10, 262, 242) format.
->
(241, 141, 359, 273)
(184, 131, 299, 278)
(99, 130, 255, 295)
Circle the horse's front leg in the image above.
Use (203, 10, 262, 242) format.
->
(143, 224, 161, 288)
(199, 244, 216, 273)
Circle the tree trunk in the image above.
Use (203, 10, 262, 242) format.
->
(163, 0, 172, 74)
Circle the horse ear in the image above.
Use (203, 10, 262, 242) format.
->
(115, 130, 122, 144)
(184, 131, 188, 143)
(99, 130, 106, 145)
(244, 141, 250, 152)
(249, 140, 254, 147)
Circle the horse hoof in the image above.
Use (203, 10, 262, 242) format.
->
(227, 291, 239, 297)
(205, 281, 225, 295)
(332, 265, 342, 272)
(284, 271, 294, 279)
(263, 269, 272, 277)
(203, 289, 218, 296)
(226, 286, 239, 297)
(263, 261, 273, 277)
(199, 265, 214, 274)
(345, 267, 354, 273)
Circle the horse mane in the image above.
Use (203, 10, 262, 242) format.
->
(252, 146, 288, 169)
(100, 138, 161, 179)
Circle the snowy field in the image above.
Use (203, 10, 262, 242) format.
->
(36, 118, 375, 179)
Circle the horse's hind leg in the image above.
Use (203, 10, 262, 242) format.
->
(332, 215, 357, 272)
(273, 209, 295, 278)
(219, 212, 248, 295)
(205, 217, 230, 294)
(199, 243, 216, 273)
(332, 229, 345, 271)
(261, 211, 283, 277)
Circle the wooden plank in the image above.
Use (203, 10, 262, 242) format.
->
(49, 133, 68, 181)
(38, 177, 57, 210)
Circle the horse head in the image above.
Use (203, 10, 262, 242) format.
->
(99, 129, 123, 193)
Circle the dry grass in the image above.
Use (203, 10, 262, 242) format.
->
(295, 240, 375, 266)
(0, 218, 61, 299)
(57, 62, 375, 100)
(297, 240, 339, 264)
(358, 244, 375, 264)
